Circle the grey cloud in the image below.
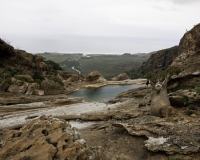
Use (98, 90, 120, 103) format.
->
(0, 0, 199, 54)
(171, 0, 200, 4)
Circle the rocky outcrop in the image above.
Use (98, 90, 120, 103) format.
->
(111, 73, 130, 81)
(169, 89, 199, 107)
(128, 46, 179, 78)
(114, 116, 200, 155)
(0, 39, 46, 74)
(116, 87, 151, 99)
(40, 79, 65, 95)
(0, 39, 16, 59)
(0, 38, 84, 95)
(169, 23, 200, 88)
(0, 116, 98, 160)
(86, 71, 106, 83)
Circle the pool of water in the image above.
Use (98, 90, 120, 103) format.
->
(69, 84, 143, 101)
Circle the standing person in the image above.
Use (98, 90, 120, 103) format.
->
(146, 79, 150, 87)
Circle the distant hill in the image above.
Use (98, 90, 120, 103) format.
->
(39, 53, 151, 79)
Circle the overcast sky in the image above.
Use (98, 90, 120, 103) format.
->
(1, 0, 200, 54)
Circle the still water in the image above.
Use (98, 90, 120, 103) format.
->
(69, 84, 143, 101)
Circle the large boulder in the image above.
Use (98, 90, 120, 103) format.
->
(40, 79, 64, 95)
(7, 82, 28, 94)
(25, 83, 39, 95)
(111, 73, 130, 81)
(0, 116, 98, 160)
(86, 71, 106, 83)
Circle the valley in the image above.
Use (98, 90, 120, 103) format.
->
(40, 53, 150, 79)
(1, 23, 200, 160)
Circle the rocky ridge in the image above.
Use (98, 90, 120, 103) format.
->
(128, 46, 179, 78)
(169, 23, 200, 89)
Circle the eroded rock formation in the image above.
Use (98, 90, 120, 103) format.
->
(169, 23, 200, 88)
(111, 73, 130, 81)
(114, 115, 200, 155)
(0, 116, 98, 160)
(85, 71, 106, 83)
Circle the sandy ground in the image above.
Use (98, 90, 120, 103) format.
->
(0, 101, 124, 129)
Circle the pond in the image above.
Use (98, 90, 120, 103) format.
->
(69, 84, 143, 101)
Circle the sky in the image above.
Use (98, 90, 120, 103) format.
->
(1, 0, 200, 54)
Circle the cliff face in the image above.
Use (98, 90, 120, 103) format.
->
(128, 46, 179, 78)
(168, 23, 200, 88)
(129, 23, 200, 90)
(141, 46, 178, 74)
(171, 24, 200, 74)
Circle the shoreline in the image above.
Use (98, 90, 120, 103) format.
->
(84, 79, 146, 88)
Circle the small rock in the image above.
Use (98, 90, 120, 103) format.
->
(190, 114, 197, 118)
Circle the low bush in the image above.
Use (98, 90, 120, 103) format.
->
(45, 60, 63, 71)
(18, 76, 28, 83)
(32, 71, 45, 81)
(51, 77, 64, 86)
(188, 104, 198, 110)
(181, 95, 189, 106)
(196, 84, 200, 94)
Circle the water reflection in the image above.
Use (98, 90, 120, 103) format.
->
(69, 84, 142, 101)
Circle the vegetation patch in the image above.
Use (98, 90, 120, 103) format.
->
(44, 60, 63, 71)
(181, 95, 189, 106)
(51, 77, 64, 86)
(40, 53, 150, 79)
(18, 76, 28, 83)
(32, 71, 45, 85)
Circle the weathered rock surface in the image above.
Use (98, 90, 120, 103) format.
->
(85, 71, 106, 83)
(114, 116, 200, 155)
(169, 89, 198, 107)
(0, 116, 98, 160)
(168, 24, 200, 88)
(111, 73, 130, 81)
(116, 87, 151, 99)
(40, 79, 65, 95)
(129, 46, 178, 78)
(0, 92, 78, 105)
(0, 38, 88, 95)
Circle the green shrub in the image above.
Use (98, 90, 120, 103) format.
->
(167, 67, 181, 76)
(45, 60, 63, 71)
(5, 78, 12, 85)
(18, 80, 24, 86)
(34, 79, 42, 85)
(51, 77, 64, 86)
(18, 76, 28, 83)
(4, 66, 16, 76)
(181, 95, 189, 106)
(196, 84, 200, 94)
(32, 71, 45, 81)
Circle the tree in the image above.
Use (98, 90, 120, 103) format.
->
(44, 60, 63, 71)
(146, 67, 181, 117)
